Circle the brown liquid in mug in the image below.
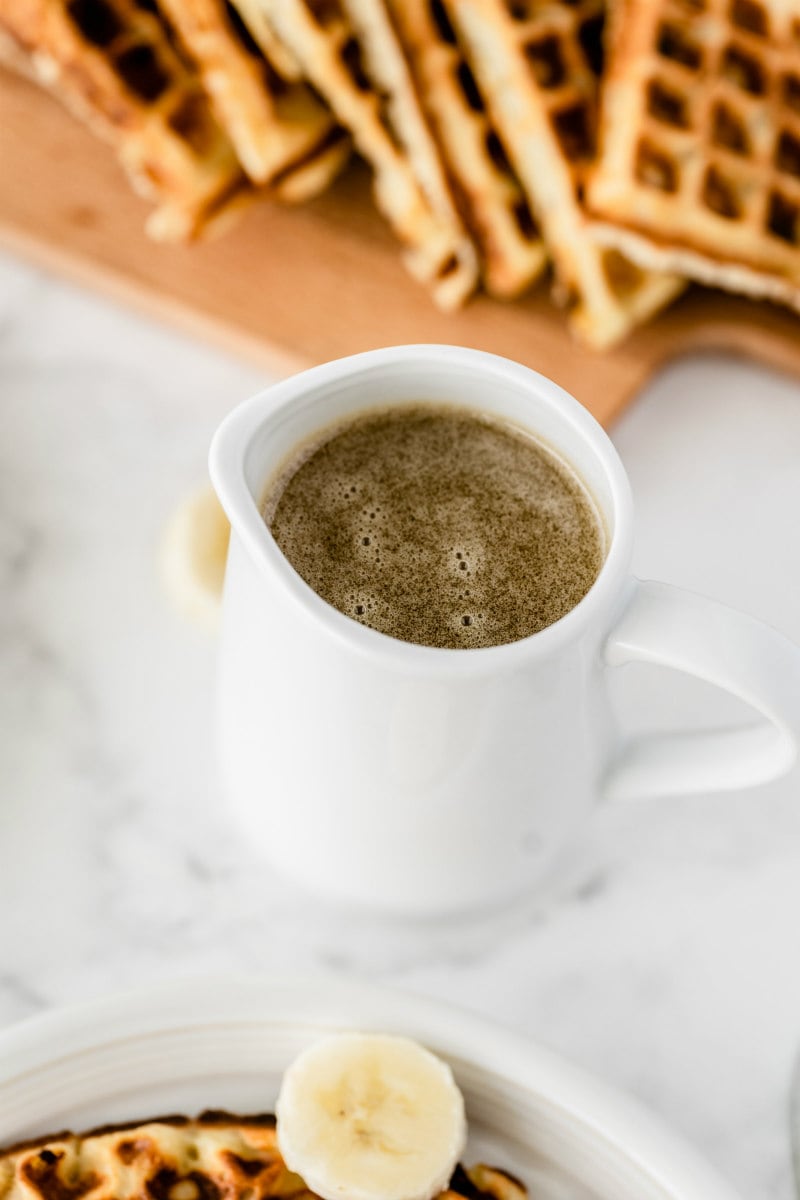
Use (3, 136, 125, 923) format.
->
(263, 406, 605, 649)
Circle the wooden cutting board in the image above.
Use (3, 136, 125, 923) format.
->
(2, 66, 800, 427)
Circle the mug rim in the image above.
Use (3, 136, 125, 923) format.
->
(210, 345, 634, 674)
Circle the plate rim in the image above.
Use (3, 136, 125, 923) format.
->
(0, 973, 741, 1200)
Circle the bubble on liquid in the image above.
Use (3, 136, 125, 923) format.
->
(266, 406, 604, 649)
(350, 591, 381, 621)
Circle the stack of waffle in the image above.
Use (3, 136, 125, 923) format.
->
(1, 0, 797, 345)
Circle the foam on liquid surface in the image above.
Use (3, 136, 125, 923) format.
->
(265, 406, 604, 649)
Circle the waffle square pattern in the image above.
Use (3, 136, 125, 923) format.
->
(444, 0, 683, 347)
(588, 0, 800, 310)
(386, 0, 547, 299)
(232, 0, 479, 310)
(0, 0, 247, 239)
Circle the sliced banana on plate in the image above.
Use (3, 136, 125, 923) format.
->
(276, 1033, 467, 1200)
(160, 484, 230, 632)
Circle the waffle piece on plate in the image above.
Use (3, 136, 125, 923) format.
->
(0, 1112, 529, 1200)
(452, 1164, 527, 1200)
(385, 0, 547, 298)
(0, 1114, 302, 1200)
(230, 0, 479, 309)
(155, 0, 350, 192)
(442, 0, 683, 346)
(587, 0, 800, 312)
(0, 0, 248, 240)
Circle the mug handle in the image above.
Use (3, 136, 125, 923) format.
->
(603, 579, 800, 801)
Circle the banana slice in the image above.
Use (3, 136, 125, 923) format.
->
(160, 484, 230, 632)
(276, 1033, 467, 1200)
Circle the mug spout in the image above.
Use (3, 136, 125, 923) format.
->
(208, 394, 262, 534)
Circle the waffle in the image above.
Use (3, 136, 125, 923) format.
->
(155, 0, 349, 190)
(442, 0, 683, 346)
(227, 2, 304, 83)
(0, 1113, 528, 1200)
(587, 0, 800, 311)
(267, 130, 352, 203)
(0, 1114, 311, 1200)
(385, 0, 547, 298)
(230, 0, 479, 309)
(0, 0, 248, 241)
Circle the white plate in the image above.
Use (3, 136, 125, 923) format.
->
(0, 976, 739, 1200)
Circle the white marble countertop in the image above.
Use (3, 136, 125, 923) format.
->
(1, 248, 799, 1199)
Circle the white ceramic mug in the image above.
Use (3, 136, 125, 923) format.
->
(210, 346, 800, 915)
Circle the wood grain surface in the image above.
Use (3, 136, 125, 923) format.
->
(2, 67, 799, 426)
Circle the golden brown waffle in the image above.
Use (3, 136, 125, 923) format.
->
(442, 0, 683, 346)
(267, 131, 353, 203)
(385, 0, 547, 298)
(0, 0, 248, 241)
(588, 0, 800, 311)
(228, 2, 304, 82)
(0, 1113, 528, 1200)
(0, 1114, 304, 1200)
(229, 0, 479, 309)
(155, 0, 349, 190)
